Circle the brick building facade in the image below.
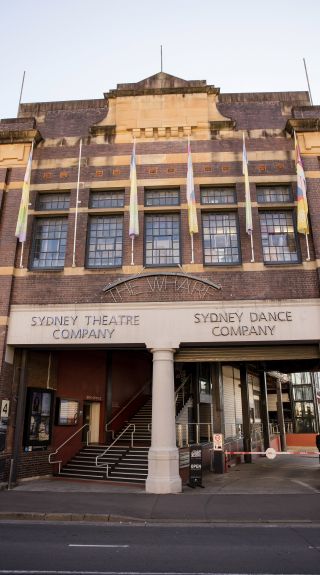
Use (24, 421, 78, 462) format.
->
(0, 72, 319, 492)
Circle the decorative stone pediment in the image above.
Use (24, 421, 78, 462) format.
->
(92, 72, 234, 143)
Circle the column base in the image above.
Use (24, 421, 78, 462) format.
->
(146, 447, 182, 494)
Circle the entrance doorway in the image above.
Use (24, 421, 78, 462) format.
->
(82, 402, 101, 443)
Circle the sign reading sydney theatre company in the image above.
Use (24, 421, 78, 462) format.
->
(7, 299, 320, 348)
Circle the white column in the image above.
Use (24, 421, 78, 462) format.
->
(146, 348, 182, 494)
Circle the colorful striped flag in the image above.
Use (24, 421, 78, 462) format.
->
(129, 140, 139, 238)
(242, 133, 253, 235)
(186, 138, 198, 234)
(295, 132, 309, 235)
(15, 144, 33, 243)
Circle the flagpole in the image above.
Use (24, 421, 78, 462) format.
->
(131, 237, 134, 266)
(305, 233, 310, 261)
(17, 70, 26, 117)
(72, 138, 82, 268)
(190, 233, 194, 264)
(303, 58, 313, 106)
(250, 233, 255, 263)
(19, 140, 34, 269)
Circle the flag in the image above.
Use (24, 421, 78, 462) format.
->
(129, 141, 139, 238)
(186, 138, 198, 234)
(295, 132, 309, 235)
(242, 133, 253, 235)
(15, 144, 33, 243)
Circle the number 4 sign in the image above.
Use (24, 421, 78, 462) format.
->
(1, 399, 9, 418)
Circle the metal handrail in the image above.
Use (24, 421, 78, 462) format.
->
(96, 423, 136, 478)
(175, 374, 192, 417)
(176, 422, 212, 448)
(49, 423, 89, 473)
(105, 382, 150, 431)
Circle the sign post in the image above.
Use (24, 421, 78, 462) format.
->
(0, 399, 10, 452)
(213, 432, 225, 474)
(188, 444, 204, 488)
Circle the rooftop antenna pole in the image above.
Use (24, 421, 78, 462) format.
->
(160, 45, 163, 72)
(303, 58, 313, 105)
(17, 70, 26, 117)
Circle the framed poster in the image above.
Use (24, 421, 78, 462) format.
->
(23, 388, 54, 448)
(55, 398, 79, 426)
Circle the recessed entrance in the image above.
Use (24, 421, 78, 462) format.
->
(83, 402, 100, 443)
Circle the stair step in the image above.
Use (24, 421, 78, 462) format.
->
(58, 471, 104, 479)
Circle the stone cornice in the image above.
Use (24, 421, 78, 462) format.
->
(0, 128, 42, 145)
(105, 86, 220, 99)
(285, 118, 320, 135)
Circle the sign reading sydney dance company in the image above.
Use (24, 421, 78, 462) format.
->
(194, 310, 293, 337)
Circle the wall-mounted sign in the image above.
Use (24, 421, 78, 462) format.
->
(23, 388, 54, 448)
(0, 399, 9, 418)
(213, 433, 223, 451)
(56, 399, 79, 426)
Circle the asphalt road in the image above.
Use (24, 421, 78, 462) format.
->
(0, 521, 320, 575)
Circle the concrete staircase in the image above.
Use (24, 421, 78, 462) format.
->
(56, 398, 152, 484)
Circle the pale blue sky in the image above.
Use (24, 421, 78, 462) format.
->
(1, 0, 319, 119)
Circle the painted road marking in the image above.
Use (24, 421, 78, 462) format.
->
(68, 545, 129, 548)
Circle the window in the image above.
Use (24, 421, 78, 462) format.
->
(86, 215, 123, 268)
(256, 185, 292, 203)
(259, 211, 299, 263)
(36, 192, 70, 211)
(200, 186, 236, 205)
(145, 188, 180, 206)
(90, 190, 125, 208)
(31, 217, 68, 269)
(290, 372, 317, 432)
(202, 212, 240, 264)
(145, 214, 180, 266)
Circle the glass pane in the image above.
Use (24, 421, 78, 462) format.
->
(37, 193, 70, 211)
(256, 186, 292, 203)
(145, 214, 180, 266)
(145, 189, 180, 206)
(201, 187, 236, 204)
(90, 191, 125, 208)
(202, 212, 240, 264)
(86, 215, 123, 267)
(32, 218, 68, 268)
(259, 211, 299, 263)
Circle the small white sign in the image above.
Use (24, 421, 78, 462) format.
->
(1, 399, 10, 418)
(213, 433, 223, 450)
(265, 447, 277, 460)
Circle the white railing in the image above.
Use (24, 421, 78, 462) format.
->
(269, 421, 293, 435)
(95, 423, 136, 478)
(48, 423, 89, 473)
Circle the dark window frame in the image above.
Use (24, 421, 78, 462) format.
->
(85, 214, 124, 269)
(89, 189, 125, 209)
(144, 212, 181, 267)
(36, 192, 71, 211)
(200, 186, 237, 205)
(256, 184, 293, 204)
(259, 209, 300, 265)
(144, 188, 180, 207)
(201, 211, 241, 266)
(30, 216, 68, 270)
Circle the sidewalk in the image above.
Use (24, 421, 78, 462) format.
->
(0, 455, 319, 524)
